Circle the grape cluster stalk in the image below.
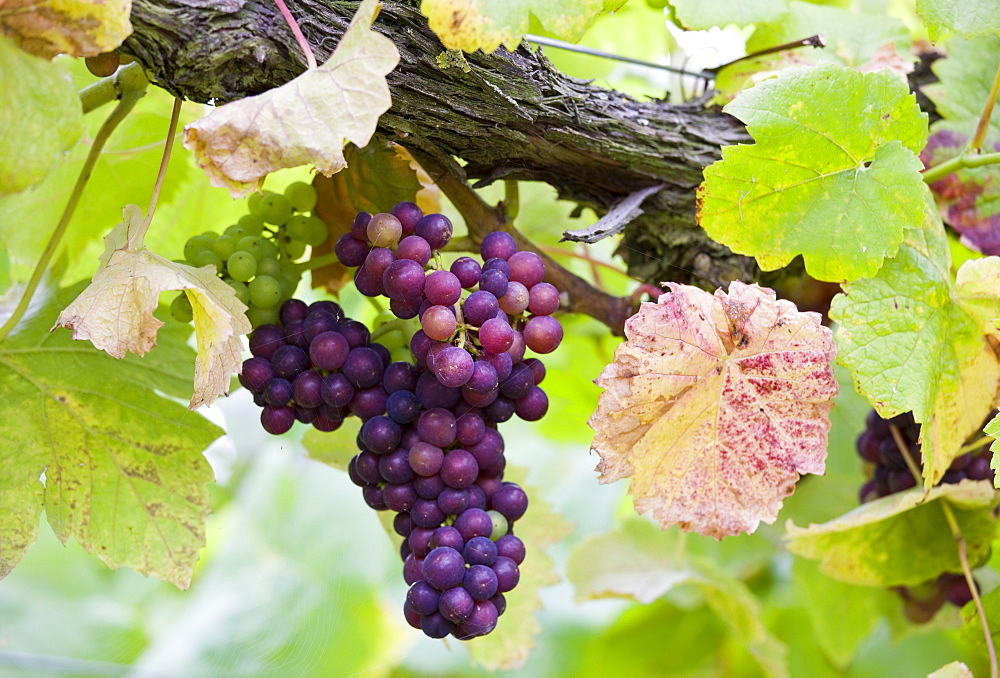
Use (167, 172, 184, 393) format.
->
(856, 410, 996, 622)
(239, 201, 562, 640)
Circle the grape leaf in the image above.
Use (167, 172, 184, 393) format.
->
(0, 481, 44, 578)
(53, 204, 252, 409)
(420, 0, 608, 53)
(0, 37, 83, 197)
(698, 65, 929, 282)
(668, 0, 787, 30)
(924, 34, 1000, 134)
(182, 0, 399, 197)
(961, 587, 1000, 654)
(785, 480, 998, 586)
(0, 284, 221, 588)
(922, 129, 1000, 255)
(917, 0, 1000, 41)
(829, 213, 1000, 487)
(928, 662, 975, 678)
(985, 413, 1000, 483)
(0, 0, 131, 59)
(589, 281, 838, 539)
(567, 518, 788, 677)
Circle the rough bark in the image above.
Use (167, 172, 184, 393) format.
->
(121, 0, 757, 290)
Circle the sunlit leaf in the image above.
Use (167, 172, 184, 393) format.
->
(0, 0, 132, 59)
(590, 281, 837, 538)
(917, 0, 1000, 41)
(182, 0, 399, 197)
(0, 481, 44, 579)
(669, 0, 787, 30)
(928, 662, 975, 678)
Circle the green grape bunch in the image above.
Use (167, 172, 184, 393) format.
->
(171, 181, 329, 327)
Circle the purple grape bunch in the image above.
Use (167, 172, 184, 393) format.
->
(856, 409, 995, 622)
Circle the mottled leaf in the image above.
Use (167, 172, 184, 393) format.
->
(830, 213, 1000, 487)
(0, 36, 83, 197)
(669, 0, 787, 30)
(589, 281, 838, 539)
(421, 0, 607, 53)
(917, 0, 1000, 41)
(182, 0, 399, 196)
(0, 481, 44, 579)
(0, 0, 131, 58)
(53, 204, 252, 409)
(0, 284, 220, 588)
(785, 480, 997, 586)
(698, 64, 929, 282)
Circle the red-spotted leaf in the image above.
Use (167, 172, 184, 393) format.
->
(589, 282, 838, 539)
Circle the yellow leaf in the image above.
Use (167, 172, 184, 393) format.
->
(0, 0, 132, 59)
(182, 0, 400, 197)
(589, 282, 838, 539)
(53, 204, 252, 409)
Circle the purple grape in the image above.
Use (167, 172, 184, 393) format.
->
(362, 486, 387, 510)
(484, 351, 513, 381)
(423, 547, 466, 590)
(478, 454, 506, 479)
(409, 441, 445, 476)
(335, 233, 371, 267)
(523, 357, 545, 384)
(430, 525, 465, 551)
(462, 385, 498, 410)
(491, 483, 528, 521)
(491, 593, 507, 616)
(362, 415, 402, 454)
(454, 508, 493, 541)
(478, 318, 514, 355)
(262, 377, 293, 406)
(271, 345, 309, 379)
(249, 324, 285, 359)
(321, 372, 354, 408)
(411, 498, 447, 528)
(403, 601, 421, 630)
(418, 408, 457, 447)
(421, 612, 455, 639)
(384, 482, 418, 512)
(279, 298, 309, 325)
(464, 290, 499, 327)
(499, 281, 530, 315)
(343, 347, 384, 388)
(350, 211, 373, 240)
(465, 361, 499, 393)
(464, 564, 499, 601)
(383, 361, 418, 393)
(478, 268, 509, 299)
(415, 213, 453, 249)
(303, 310, 339, 343)
(434, 346, 475, 388)
(439, 587, 475, 623)
(425, 270, 462, 306)
(391, 201, 424, 235)
(308, 331, 349, 371)
(339, 319, 371, 348)
(403, 554, 424, 585)
(506, 329, 526, 363)
(348, 455, 371, 487)
(492, 556, 520, 593)
(495, 535, 524, 563)
(408, 527, 435, 558)
(454, 600, 498, 639)
(528, 282, 560, 315)
(414, 474, 446, 499)
(456, 412, 487, 446)
(261, 405, 295, 434)
(941, 573, 976, 607)
(421, 305, 458, 342)
(481, 258, 511, 277)
(283, 319, 308, 348)
(438, 487, 471, 515)
(290, 369, 324, 408)
(240, 357, 274, 393)
(394, 512, 412, 537)
(467, 484, 488, 510)
(295, 406, 318, 424)
(397, 234, 432, 265)
(390, 296, 421, 320)
(480, 232, 518, 261)
(312, 413, 342, 432)
(383, 258, 426, 301)
(967, 456, 993, 480)
(523, 315, 563, 354)
(464, 536, 497, 566)
(380, 449, 414, 483)
(451, 257, 482, 288)
(507, 251, 545, 287)
(515, 386, 548, 421)
(307, 300, 343, 319)
(401, 428, 421, 449)
(410, 330, 433, 362)
(484, 396, 515, 424)
(407, 580, 440, 616)
(387, 390, 421, 424)
(349, 385, 388, 420)
(416, 370, 461, 409)
(353, 265, 384, 297)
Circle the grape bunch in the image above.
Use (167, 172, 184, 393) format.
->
(856, 409, 995, 621)
(172, 182, 328, 327)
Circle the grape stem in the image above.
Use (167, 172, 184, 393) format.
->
(407, 149, 637, 335)
(0, 68, 147, 344)
(972, 63, 1000, 152)
(271, 0, 317, 70)
(139, 97, 183, 238)
(959, 435, 993, 456)
(889, 424, 923, 486)
(939, 501, 998, 678)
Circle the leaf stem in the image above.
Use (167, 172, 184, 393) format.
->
(78, 62, 146, 114)
(503, 179, 520, 221)
(972, 63, 1000, 152)
(940, 501, 998, 678)
(272, 0, 317, 70)
(140, 98, 183, 238)
(923, 151, 1000, 184)
(0, 76, 147, 344)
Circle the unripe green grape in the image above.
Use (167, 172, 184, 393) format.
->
(170, 292, 193, 323)
(224, 225, 247, 239)
(302, 215, 328, 246)
(248, 274, 282, 308)
(259, 238, 279, 259)
(284, 181, 318, 212)
(285, 237, 306, 260)
(487, 510, 509, 540)
(247, 192, 265, 215)
(285, 215, 311, 242)
(227, 279, 251, 305)
(183, 234, 215, 263)
(194, 250, 222, 272)
(282, 270, 301, 296)
(235, 236, 267, 260)
(238, 214, 265, 236)
(227, 251, 258, 282)
(256, 257, 281, 278)
(255, 193, 293, 225)
(367, 212, 402, 248)
(246, 305, 280, 327)
(213, 234, 238, 260)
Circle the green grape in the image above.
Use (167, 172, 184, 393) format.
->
(302, 215, 329, 247)
(255, 193, 293, 225)
(284, 181, 318, 212)
(235, 236, 267, 259)
(282, 270, 301, 297)
(285, 237, 306, 260)
(248, 274, 282, 308)
(256, 257, 281, 278)
(224, 225, 247, 239)
(247, 191, 265, 215)
(226, 279, 251, 305)
(227, 251, 258, 282)
(238, 214, 265, 236)
(246, 305, 280, 327)
(183, 233, 215, 263)
(194, 249, 222, 271)
(486, 510, 509, 541)
(213, 234, 238, 261)
(170, 292, 193, 323)
(284, 215, 311, 242)
(259, 238, 279, 259)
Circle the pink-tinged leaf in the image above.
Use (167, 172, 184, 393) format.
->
(589, 282, 838, 539)
(182, 0, 400, 196)
(921, 128, 1000, 255)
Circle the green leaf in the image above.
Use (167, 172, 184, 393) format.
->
(698, 64, 929, 282)
(785, 480, 998, 586)
(829, 214, 1000, 487)
(0, 238, 11, 296)
(668, 0, 787, 29)
(568, 518, 788, 677)
(924, 34, 1000, 135)
(0, 481, 44, 579)
(917, 0, 1000, 42)
(0, 284, 221, 588)
(986, 413, 1000, 484)
(961, 587, 1000, 655)
(420, 0, 607, 53)
(0, 37, 84, 198)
